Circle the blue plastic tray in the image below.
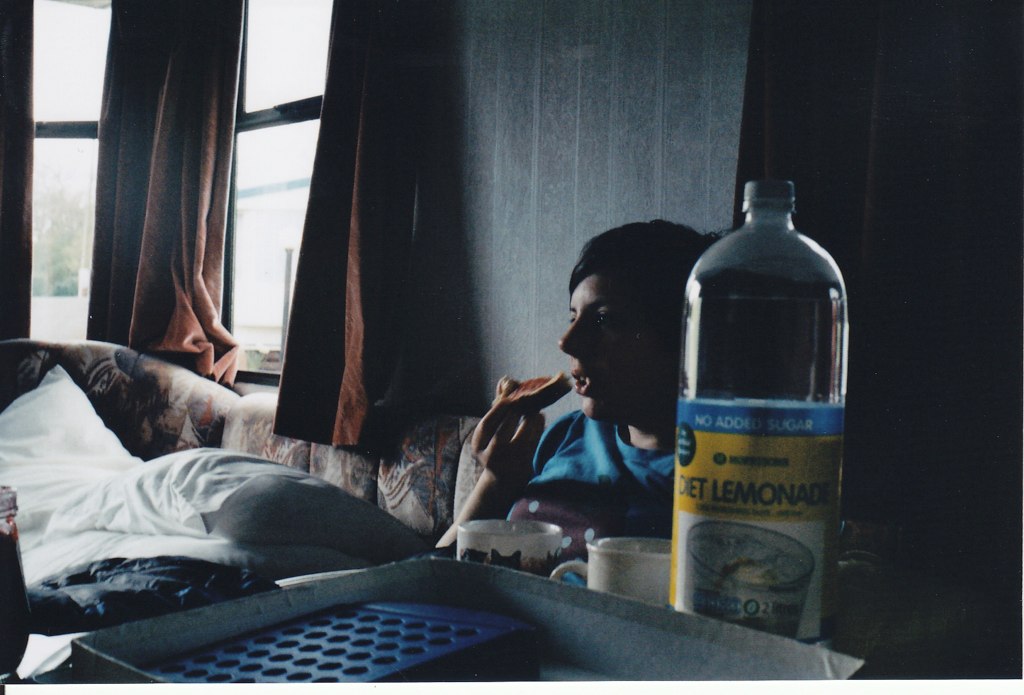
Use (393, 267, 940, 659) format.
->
(145, 601, 538, 683)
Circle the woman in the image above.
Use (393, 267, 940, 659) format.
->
(438, 221, 717, 559)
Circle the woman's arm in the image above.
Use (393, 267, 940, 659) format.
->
(435, 400, 545, 548)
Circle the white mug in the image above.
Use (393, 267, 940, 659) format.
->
(456, 519, 564, 576)
(550, 536, 671, 606)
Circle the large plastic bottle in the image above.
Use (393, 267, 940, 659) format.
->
(670, 180, 848, 643)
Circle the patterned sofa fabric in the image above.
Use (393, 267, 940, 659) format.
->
(0, 339, 238, 459)
(221, 392, 311, 472)
(377, 415, 479, 541)
(219, 400, 483, 541)
(309, 443, 379, 505)
(220, 393, 380, 504)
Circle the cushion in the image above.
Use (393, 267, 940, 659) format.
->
(0, 365, 136, 464)
(0, 365, 140, 540)
(377, 415, 478, 541)
(309, 443, 379, 503)
(221, 393, 310, 471)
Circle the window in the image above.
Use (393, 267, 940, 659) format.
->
(226, 0, 332, 377)
(28, 0, 331, 373)
(30, 0, 110, 341)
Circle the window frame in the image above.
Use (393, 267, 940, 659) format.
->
(34, 122, 99, 139)
(224, 1, 325, 386)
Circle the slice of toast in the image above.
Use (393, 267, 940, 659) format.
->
(492, 373, 571, 412)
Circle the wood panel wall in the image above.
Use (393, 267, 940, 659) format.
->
(395, 0, 752, 416)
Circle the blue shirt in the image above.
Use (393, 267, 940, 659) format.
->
(508, 411, 674, 560)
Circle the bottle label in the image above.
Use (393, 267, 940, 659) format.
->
(670, 398, 843, 642)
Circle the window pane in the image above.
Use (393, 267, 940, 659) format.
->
(30, 139, 98, 341)
(244, 0, 332, 112)
(34, 0, 110, 121)
(233, 121, 319, 372)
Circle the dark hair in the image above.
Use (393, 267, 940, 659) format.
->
(569, 220, 718, 353)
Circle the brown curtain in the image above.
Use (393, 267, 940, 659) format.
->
(0, 0, 32, 340)
(736, 0, 1021, 669)
(274, 1, 430, 447)
(88, 0, 242, 383)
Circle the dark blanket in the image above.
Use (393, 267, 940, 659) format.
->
(28, 556, 279, 635)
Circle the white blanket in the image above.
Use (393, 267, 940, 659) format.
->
(18, 448, 430, 583)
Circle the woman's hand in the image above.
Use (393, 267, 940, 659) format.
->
(470, 399, 545, 492)
(435, 399, 545, 548)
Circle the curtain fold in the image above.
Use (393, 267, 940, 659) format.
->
(274, 1, 429, 447)
(0, 0, 33, 340)
(88, 0, 242, 383)
(735, 0, 1021, 614)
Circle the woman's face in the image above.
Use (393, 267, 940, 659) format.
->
(558, 273, 678, 433)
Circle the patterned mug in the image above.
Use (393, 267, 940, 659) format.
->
(456, 519, 564, 576)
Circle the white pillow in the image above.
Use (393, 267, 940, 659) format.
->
(0, 364, 137, 464)
(0, 365, 140, 543)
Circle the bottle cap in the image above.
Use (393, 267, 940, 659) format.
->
(743, 180, 795, 211)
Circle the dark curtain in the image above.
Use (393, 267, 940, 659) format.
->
(0, 0, 32, 340)
(736, 0, 1022, 664)
(274, 1, 430, 447)
(88, 0, 242, 383)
